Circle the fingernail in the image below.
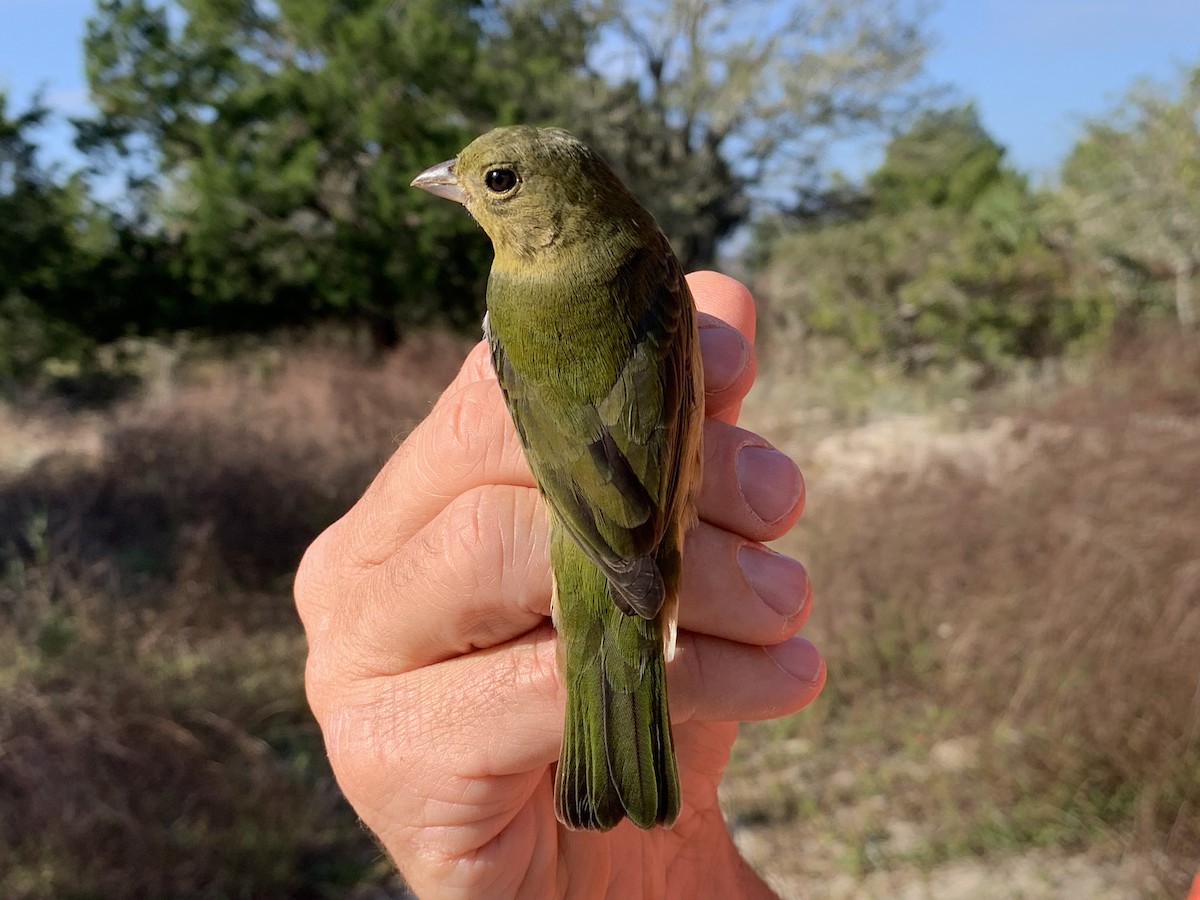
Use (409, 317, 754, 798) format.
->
(738, 545, 809, 619)
(699, 324, 749, 393)
(736, 446, 802, 524)
(766, 638, 824, 684)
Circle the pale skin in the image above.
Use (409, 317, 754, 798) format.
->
(294, 272, 825, 899)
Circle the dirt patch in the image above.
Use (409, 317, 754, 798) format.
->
(735, 827, 1158, 900)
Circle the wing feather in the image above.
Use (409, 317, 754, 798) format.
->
(488, 233, 700, 620)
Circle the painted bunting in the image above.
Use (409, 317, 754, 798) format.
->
(412, 126, 703, 831)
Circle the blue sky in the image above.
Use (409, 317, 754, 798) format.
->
(925, 0, 1200, 178)
(2, 0, 1198, 181)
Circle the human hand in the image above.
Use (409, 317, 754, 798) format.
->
(294, 272, 824, 899)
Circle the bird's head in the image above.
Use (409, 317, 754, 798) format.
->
(411, 125, 645, 264)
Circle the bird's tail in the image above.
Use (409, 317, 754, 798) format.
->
(551, 536, 680, 831)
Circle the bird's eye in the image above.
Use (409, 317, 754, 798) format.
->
(484, 168, 519, 193)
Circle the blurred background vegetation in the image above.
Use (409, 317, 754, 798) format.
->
(1, 0, 1197, 897)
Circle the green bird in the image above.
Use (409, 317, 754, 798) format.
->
(412, 126, 703, 831)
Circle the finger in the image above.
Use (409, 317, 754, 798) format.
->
(680, 525, 812, 646)
(699, 315, 755, 425)
(293, 377, 532, 630)
(689, 271, 756, 344)
(438, 338, 493, 394)
(699, 420, 805, 540)
(326, 478, 809, 678)
(310, 625, 824, 805)
(313, 411, 811, 672)
(297, 356, 788, 634)
(328, 312, 759, 571)
(689, 272, 758, 424)
(352, 378, 533, 562)
(320, 484, 551, 677)
(671, 633, 825, 726)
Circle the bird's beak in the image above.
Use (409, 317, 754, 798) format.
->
(411, 158, 467, 204)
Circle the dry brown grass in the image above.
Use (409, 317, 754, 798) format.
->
(750, 328, 1200, 893)
(0, 330, 467, 899)
(2, 323, 1197, 897)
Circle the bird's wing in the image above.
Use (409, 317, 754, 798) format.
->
(489, 238, 700, 620)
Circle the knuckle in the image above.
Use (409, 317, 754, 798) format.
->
(302, 632, 335, 718)
(434, 382, 496, 466)
(321, 684, 420, 807)
(668, 635, 704, 724)
(440, 489, 492, 563)
(431, 488, 514, 629)
(410, 380, 526, 494)
(294, 523, 340, 623)
(436, 485, 527, 588)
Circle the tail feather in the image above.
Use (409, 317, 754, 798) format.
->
(555, 664, 629, 830)
(552, 536, 680, 831)
(554, 643, 679, 830)
(600, 634, 679, 828)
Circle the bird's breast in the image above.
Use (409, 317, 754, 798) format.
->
(486, 269, 636, 402)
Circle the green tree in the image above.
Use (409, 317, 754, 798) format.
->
(762, 106, 1109, 375)
(80, 0, 543, 341)
(1060, 64, 1200, 328)
(869, 104, 1006, 214)
(1, 94, 72, 302)
(479, 0, 597, 123)
(75, 0, 935, 336)
(1, 91, 191, 384)
(542, 0, 932, 268)
(0, 93, 94, 379)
